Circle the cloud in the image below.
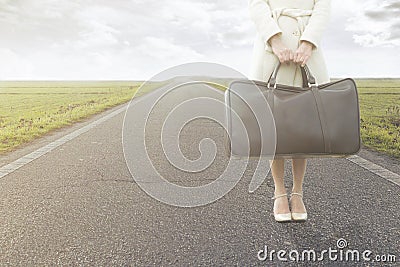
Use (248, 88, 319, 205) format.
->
(0, 48, 34, 79)
(136, 36, 204, 60)
(0, 0, 398, 79)
(0, 0, 254, 79)
(345, 0, 400, 47)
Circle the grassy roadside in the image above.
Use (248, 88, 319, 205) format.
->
(355, 79, 400, 158)
(0, 81, 144, 154)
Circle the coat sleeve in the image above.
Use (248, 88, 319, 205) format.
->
(300, 0, 331, 49)
(248, 0, 282, 48)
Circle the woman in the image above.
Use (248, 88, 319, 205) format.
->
(248, 0, 331, 222)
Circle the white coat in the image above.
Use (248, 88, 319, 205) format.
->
(248, 0, 331, 86)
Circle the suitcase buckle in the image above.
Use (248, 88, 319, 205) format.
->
(308, 81, 318, 88)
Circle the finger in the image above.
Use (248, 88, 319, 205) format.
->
(295, 52, 302, 63)
(279, 51, 286, 63)
(299, 56, 304, 65)
(298, 53, 305, 64)
(285, 49, 290, 62)
(299, 50, 306, 63)
(293, 51, 298, 63)
(289, 50, 294, 62)
(301, 55, 310, 67)
(294, 54, 300, 64)
(281, 51, 288, 63)
(284, 48, 290, 62)
(285, 49, 291, 63)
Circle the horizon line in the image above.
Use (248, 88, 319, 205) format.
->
(0, 77, 400, 82)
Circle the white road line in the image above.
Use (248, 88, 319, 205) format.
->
(347, 155, 400, 187)
(0, 105, 128, 179)
(0, 84, 175, 179)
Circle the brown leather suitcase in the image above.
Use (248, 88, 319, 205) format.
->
(224, 63, 362, 158)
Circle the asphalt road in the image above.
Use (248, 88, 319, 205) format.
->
(0, 82, 399, 266)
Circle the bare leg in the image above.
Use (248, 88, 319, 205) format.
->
(270, 158, 290, 214)
(290, 158, 307, 213)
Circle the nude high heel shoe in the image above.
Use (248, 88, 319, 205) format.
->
(271, 193, 292, 222)
(289, 192, 307, 221)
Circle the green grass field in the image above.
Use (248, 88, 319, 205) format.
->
(0, 81, 143, 153)
(0, 79, 399, 158)
(355, 79, 400, 158)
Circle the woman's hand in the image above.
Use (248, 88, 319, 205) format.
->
(293, 41, 314, 67)
(268, 34, 294, 65)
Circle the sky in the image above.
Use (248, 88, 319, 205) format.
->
(0, 0, 399, 80)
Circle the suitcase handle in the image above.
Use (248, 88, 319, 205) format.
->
(267, 62, 317, 89)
